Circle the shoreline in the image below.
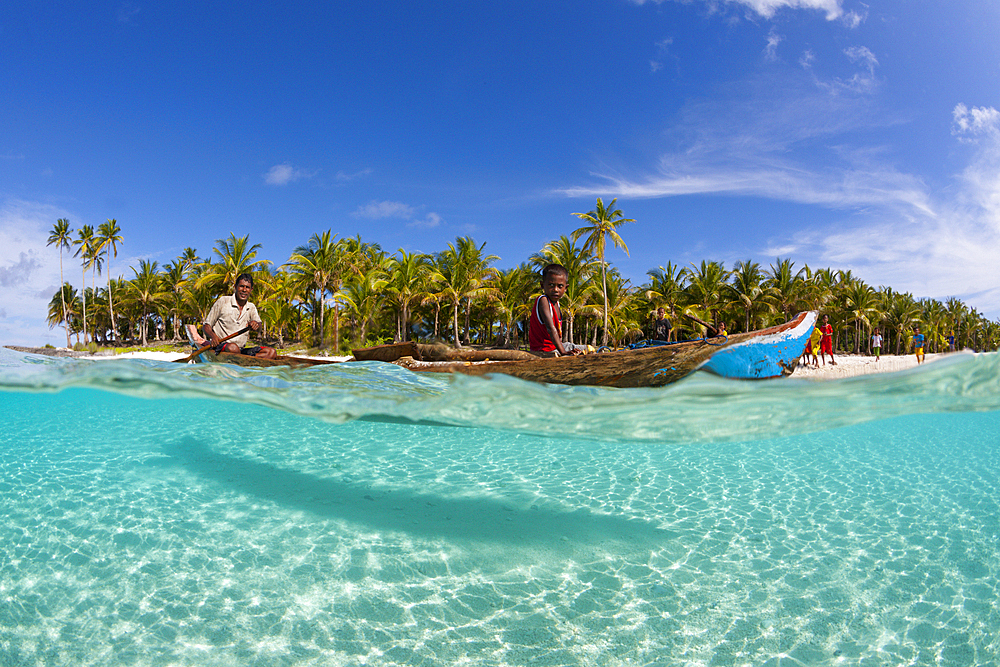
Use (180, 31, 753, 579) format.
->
(6, 345, 943, 380)
(791, 351, 942, 379)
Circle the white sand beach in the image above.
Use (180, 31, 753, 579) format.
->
(792, 352, 940, 379)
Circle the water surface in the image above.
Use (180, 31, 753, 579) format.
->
(1, 348, 998, 665)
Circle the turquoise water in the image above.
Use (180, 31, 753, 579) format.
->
(1, 348, 999, 666)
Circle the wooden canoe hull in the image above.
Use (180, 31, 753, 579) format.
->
(193, 351, 340, 368)
(395, 312, 817, 388)
(701, 310, 816, 379)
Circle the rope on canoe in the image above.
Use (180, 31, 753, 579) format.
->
(628, 335, 729, 350)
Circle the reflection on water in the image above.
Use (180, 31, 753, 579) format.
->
(1, 349, 998, 665)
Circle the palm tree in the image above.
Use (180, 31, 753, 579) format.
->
(128, 259, 166, 346)
(842, 279, 879, 353)
(96, 219, 123, 344)
(432, 237, 498, 347)
(766, 258, 807, 321)
(571, 198, 635, 347)
(883, 290, 920, 355)
(645, 263, 685, 341)
(179, 247, 199, 271)
(47, 284, 80, 339)
(340, 262, 390, 346)
(73, 225, 100, 344)
(682, 260, 731, 331)
(945, 297, 968, 350)
(491, 264, 536, 346)
(454, 236, 499, 344)
(258, 270, 299, 348)
(597, 271, 641, 347)
(47, 219, 73, 346)
(161, 260, 189, 341)
(198, 233, 272, 297)
(386, 249, 432, 342)
(285, 230, 339, 348)
(728, 259, 776, 333)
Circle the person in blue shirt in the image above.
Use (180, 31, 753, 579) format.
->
(912, 326, 925, 364)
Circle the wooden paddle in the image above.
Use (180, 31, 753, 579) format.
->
(176, 326, 251, 364)
(679, 311, 721, 336)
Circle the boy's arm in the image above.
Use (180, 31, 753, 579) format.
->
(537, 297, 572, 355)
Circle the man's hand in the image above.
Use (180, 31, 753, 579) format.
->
(249, 320, 261, 331)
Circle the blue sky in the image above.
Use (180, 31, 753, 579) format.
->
(2, 0, 999, 346)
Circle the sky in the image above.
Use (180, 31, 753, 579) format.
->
(2, 0, 999, 346)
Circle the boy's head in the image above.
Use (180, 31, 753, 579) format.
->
(656, 308, 665, 318)
(540, 264, 569, 301)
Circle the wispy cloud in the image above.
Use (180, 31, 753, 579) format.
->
(0, 251, 41, 288)
(952, 104, 1000, 142)
(353, 201, 415, 219)
(764, 29, 782, 62)
(352, 200, 443, 228)
(629, 0, 845, 21)
(117, 2, 141, 24)
(263, 163, 313, 186)
(807, 110, 1000, 310)
(335, 168, 373, 183)
(555, 54, 1000, 316)
(0, 199, 76, 345)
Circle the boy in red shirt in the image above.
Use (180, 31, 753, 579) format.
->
(529, 264, 582, 356)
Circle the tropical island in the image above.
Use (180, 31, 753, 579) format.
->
(42, 200, 998, 358)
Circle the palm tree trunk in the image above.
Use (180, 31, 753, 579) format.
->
(58, 253, 70, 347)
(452, 302, 462, 347)
(332, 302, 340, 353)
(601, 261, 609, 347)
(81, 266, 88, 344)
(317, 286, 326, 348)
(107, 275, 118, 345)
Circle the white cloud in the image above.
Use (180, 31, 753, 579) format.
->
(0, 199, 77, 346)
(764, 29, 781, 61)
(629, 0, 844, 21)
(952, 104, 1000, 142)
(556, 80, 1000, 316)
(335, 168, 373, 182)
(263, 162, 312, 186)
(353, 201, 416, 219)
(409, 212, 442, 229)
(840, 8, 866, 28)
(352, 200, 444, 229)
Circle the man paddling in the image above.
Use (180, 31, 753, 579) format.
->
(202, 273, 277, 360)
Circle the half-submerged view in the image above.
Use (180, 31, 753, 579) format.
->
(5, 0, 1000, 665)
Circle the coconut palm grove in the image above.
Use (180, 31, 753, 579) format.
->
(45, 200, 999, 357)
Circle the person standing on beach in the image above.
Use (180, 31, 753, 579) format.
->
(203, 273, 277, 360)
(529, 264, 582, 357)
(809, 325, 822, 367)
(871, 327, 883, 362)
(912, 326, 925, 364)
(818, 314, 836, 366)
(652, 308, 672, 342)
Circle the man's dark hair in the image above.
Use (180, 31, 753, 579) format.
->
(235, 273, 254, 289)
(541, 264, 569, 282)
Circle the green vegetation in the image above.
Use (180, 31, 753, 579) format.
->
(46, 206, 999, 355)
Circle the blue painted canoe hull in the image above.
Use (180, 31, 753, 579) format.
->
(702, 311, 817, 379)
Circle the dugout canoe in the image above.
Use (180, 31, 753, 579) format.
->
(182, 350, 341, 368)
(177, 324, 340, 368)
(384, 311, 817, 388)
